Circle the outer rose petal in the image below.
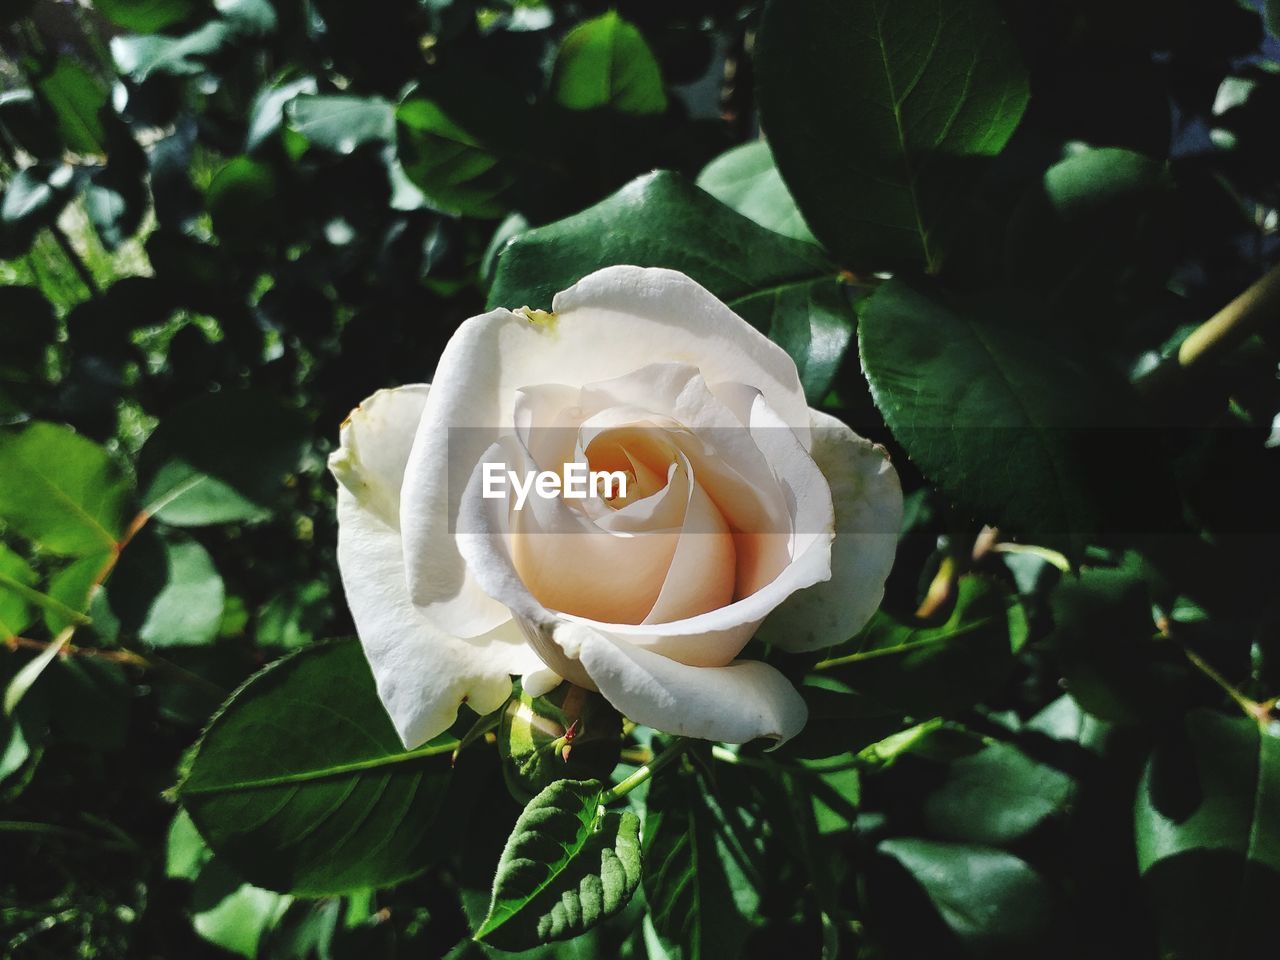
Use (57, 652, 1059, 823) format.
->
(756, 410, 903, 652)
(331, 386, 542, 748)
(401, 266, 811, 624)
(328, 385, 431, 527)
(556, 623, 808, 746)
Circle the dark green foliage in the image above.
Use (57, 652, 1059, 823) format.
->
(2, 0, 1279, 957)
(178, 640, 457, 896)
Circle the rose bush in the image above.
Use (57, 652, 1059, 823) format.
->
(329, 265, 902, 748)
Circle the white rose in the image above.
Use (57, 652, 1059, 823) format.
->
(329, 265, 902, 749)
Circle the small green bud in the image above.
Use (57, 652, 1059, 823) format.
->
(498, 683, 622, 803)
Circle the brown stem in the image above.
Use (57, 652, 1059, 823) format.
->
(1177, 262, 1280, 370)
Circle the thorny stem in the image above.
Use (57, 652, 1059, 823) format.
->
(604, 739, 690, 802)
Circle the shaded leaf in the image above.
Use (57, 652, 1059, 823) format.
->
(858, 279, 1180, 548)
(815, 576, 1022, 716)
(1007, 147, 1178, 304)
(872, 838, 1053, 955)
(138, 390, 307, 526)
(642, 760, 751, 960)
(396, 98, 515, 219)
(1135, 709, 1280, 959)
(178, 639, 456, 895)
(874, 729, 1076, 845)
(1049, 553, 1194, 723)
(755, 0, 1028, 272)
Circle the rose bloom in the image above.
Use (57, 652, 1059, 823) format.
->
(329, 266, 901, 748)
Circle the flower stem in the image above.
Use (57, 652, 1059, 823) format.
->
(605, 739, 690, 802)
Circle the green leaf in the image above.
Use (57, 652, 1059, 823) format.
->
(192, 860, 293, 958)
(1135, 710, 1280, 958)
(642, 761, 752, 960)
(166, 808, 213, 880)
(487, 172, 856, 397)
(0, 422, 131, 556)
(32, 57, 108, 156)
(553, 12, 667, 115)
(877, 729, 1076, 845)
(1049, 553, 1193, 723)
(1006, 147, 1177, 303)
(206, 155, 278, 249)
(696, 140, 815, 243)
(93, 0, 199, 34)
(0, 543, 37, 639)
(286, 95, 395, 155)
(177, 639, 456, 895)
(815, 576, 1022, 716)
(396, 98, 515, 219)
(138, 390, 307, 526)
(858, 279, 1179, 548)
(755, 0, 1029, 272)
(43, 551, 109, 633)
(111, 21, 233, 82)
(872, 838, 1052, 953)
(488, 170, 838, 310)
(474, 778, 642, 950)
(110, 529, 224, 647)
(732, 277, 853, 404)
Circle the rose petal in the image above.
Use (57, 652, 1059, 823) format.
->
(401, 266, 810, 625)
(555, 623, 808, 746)
(337, 498, 538, 746)
(552, 269, 811, 441)
(328, 384, 430, 528)
(756, 410, 903, 652)
(521, 666, 563, 698)
(331, 386, 541, 747)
